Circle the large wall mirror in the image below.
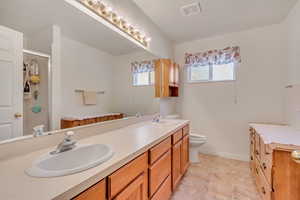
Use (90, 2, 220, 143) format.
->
(0, 0, 159, 143)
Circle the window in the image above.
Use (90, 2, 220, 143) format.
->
(133, 71, 155, 86)
(185, 46, 241, 83)
(188, 62, 235, 82)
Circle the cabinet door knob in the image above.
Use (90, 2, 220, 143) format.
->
(291, 150, 300, 164)
(261, 187, 266, 195)
(262, 163, 267, 170)
(14, 113, 22, 118)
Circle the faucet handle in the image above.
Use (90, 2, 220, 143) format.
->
(65, 131, 75, 140)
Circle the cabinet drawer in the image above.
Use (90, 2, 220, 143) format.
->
(254, 133, 261, 160)
(254, 158, 272, 200)
(108, 152, 148, 199)
(149, 150, 171, 197)
(151, 175, 172, 200)
(149, 137, 171, 165)
(260, 141, 272, 185)
(172, 129, 183, 145)
(113, 172, 147, 200)
(183, 125, 189, 136)
(73, 179, 106, 200)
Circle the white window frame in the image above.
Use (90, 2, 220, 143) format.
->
(132, 71, 155, 86)
(187, 62, 236, 83)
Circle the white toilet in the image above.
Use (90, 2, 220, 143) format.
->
(189, 133, 207, 163)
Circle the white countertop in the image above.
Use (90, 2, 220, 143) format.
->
(0, 119, 188, 200)
(249, 123, 300, 147)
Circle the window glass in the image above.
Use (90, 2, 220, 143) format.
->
(190, 65, 209, 81)
(212, 63, 235, 81)
(150, 71, 155, 85)
(133, 71, 154, 86)
(188, 62, 235, 82)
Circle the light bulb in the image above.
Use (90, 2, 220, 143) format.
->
(106, 6, 112, 12)
(145, 37, 152, 42)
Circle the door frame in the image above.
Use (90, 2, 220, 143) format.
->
(23, 49, 52, 132)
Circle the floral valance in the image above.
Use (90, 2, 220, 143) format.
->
(185, 46, 241, 67)
(131, 60, 154, 73)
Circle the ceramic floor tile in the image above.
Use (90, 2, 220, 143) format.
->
(171, 154, 260, 200)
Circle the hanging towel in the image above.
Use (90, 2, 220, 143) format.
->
(83, 91, 97, 105)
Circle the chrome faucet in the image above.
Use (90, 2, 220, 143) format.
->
(50, 131, 77, 155)
(136, 112, 142, 118)
(152, 114, 161, 123)
(33, 125, 45, 137)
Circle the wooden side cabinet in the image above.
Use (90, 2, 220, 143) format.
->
(154, 59, 179, 98)
(250, 126, 300, 200)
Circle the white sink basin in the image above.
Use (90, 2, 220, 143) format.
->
(26, 144, 114, 178)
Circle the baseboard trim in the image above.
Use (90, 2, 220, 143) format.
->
(199, 150, 249, 162)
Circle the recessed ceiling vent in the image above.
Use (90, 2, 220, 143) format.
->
(181, 2, 202, 17)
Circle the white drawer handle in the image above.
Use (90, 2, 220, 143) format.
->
(291, 150, 300, 164)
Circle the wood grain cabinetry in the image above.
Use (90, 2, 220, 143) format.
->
(149, 146, 171, 197)
(113, 172, 148, 200)
(150, 175, 172, 200)
(71, 124, 190, 200)
(250, 126, 300, 200)
(154, 59, 179, 98)
(108, 153, 148, 199)
(72, 179, 106, 200)
(181, 135, 189, 174)
(172, 140, 182, 190)
(61, 114, 124, 129)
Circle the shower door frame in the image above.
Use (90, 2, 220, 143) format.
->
(23, 49, 52, 132)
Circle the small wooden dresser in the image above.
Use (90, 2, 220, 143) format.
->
(61, 113, 123, 129)
(249, 123, 300, 200)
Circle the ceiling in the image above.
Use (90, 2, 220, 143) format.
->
(133, 0, 298, 43)
(0, 0, 140, 55)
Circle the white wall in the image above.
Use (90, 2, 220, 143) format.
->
(24, 26, 52, 54)
(60, 36, 114, 117)
(283, 0, 300, 129)
(285, 1, 300, 85)
(174, 24, 286, 161)
(111, 51, 159, 116)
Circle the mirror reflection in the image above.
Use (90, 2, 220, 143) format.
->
(0, 0, 159, 142)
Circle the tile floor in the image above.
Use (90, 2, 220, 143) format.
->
(171, 154, 260, 200)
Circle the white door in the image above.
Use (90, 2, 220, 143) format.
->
(0, 25, 23, 141)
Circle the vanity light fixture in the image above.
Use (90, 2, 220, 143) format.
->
(79, 0, 151, 47)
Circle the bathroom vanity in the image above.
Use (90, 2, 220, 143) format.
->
(0, 119, 189, 200)
(74, 123, 189, 200)
(249, 124, 300, 200)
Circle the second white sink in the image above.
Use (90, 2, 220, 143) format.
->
(26, 144, 114, 178)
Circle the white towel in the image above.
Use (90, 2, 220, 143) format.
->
(83, 91, 97, 105)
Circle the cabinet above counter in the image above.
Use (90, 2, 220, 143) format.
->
(154, 59, 180, 98)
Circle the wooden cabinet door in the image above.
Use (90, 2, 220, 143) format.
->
(108, 153, 148, 199)
(154, 59, 171, 98)
(73, 179, 106, 200)
(273, 150, 300, 200)
(172, 140, 182, 190)
(181, 135, 189, 174)
(113, 173, 147, 200)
